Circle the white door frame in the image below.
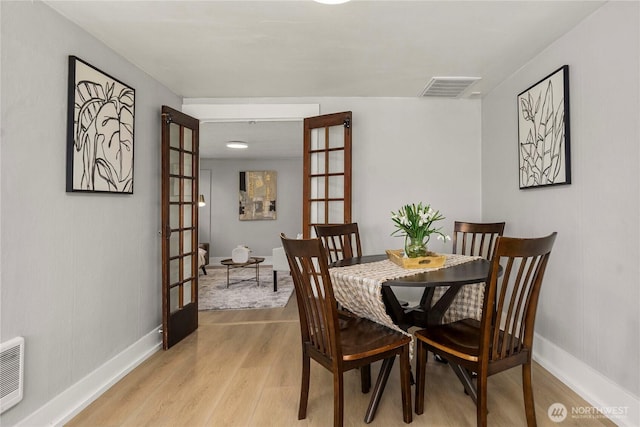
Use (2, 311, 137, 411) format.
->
(181, 101, 320, 122)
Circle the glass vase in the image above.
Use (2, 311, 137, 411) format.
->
(405, 236, 428, 258)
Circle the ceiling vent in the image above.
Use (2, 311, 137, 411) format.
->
(419, 77, 481, 98)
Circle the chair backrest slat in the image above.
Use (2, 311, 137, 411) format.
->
(281, 234, 341, 362)
(314, 223, 362, 264)
(453, 221, 505, 260)
(482, 233, 556, 363)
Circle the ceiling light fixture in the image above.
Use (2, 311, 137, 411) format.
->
(226, 141, 248, 149)
(313, 0, 351, 4)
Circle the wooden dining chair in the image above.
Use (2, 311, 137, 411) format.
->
(313, 222, 377, 390)
(433, 221, 506, 322)
(452, 221, 505, 259)
(414, 232, 557, 427)
(314, 223, 363, 263)
(413, 221, 506, 327)
(280, 234, 413, 427)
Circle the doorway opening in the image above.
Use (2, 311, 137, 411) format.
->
(184, 103, 319, 265)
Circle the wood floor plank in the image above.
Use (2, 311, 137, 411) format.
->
(67, 298, 617, 427)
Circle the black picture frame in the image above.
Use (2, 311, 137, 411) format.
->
(66, 56, 135, 193)
(517, 65, 571, 189)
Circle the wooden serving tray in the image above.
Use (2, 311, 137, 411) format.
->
(385, 249, 446, 269)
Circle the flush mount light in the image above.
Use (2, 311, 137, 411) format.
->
(313, 0, 351, 4)
(226, 141, 248, 149)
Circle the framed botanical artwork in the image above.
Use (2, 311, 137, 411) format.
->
(239, 170, 277, 220)
(66, 56, 135, 193)
(517, 65, 571, 189)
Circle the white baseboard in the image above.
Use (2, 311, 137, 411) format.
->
(16, 326, 162, 427)
(533, 333, 639, 427)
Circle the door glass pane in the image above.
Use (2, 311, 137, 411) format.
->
(310, 152, 325, 175)
(170, 178, 181, 202)
(328, 176, 344, 198)
(170, 286, 179, 313)
(183, 255, 192, 280)
(170, 204, 179, 228)
(170, 259, 180, 284)
(183, 205, 192, 228)
(183, 179, 193, 202)
(310, 177, 325, 199)
(183, 230, 192, 255)
(328, 125, 344, 149)
(183, 280, 192, 305)
(184, 128, 193, 152)
(328, 150, 344, 173)
(328, 201, 344, 223)
(170, 232, 179, 257)
(310, 201, 325, 223)
(311, 128, 324, 151)
(184, 152, 193, 177)
(170, 123, 180, 149)
(170, 149, 180, 175)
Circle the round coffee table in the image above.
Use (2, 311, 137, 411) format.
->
(220, 257, 265, 288)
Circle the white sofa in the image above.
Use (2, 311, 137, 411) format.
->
(272, 247, 290, 292)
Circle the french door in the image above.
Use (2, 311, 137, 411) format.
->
(303, 111, 352, 237)
(160, 106, 200, 349)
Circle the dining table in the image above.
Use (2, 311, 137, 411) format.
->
(329, 253, 492, 423)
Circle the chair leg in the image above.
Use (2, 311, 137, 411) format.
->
(522, 361, 537, 427)
(415, 341, 427, 415)
(476, 370, 488, 427)
(298, 351, 310, 420)
(399, 346, 413, 423)
(361, 365, 371, 393)
(333, 371, 344, 427)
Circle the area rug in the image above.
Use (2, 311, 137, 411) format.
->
(198, 266, 294, 311)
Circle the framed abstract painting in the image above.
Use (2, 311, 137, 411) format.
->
(239, 170, 277, 220)
(66, 56, 135, 193)
(517, 65, 571, 189)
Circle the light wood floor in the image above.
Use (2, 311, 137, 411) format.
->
(67, 298, 615, 427)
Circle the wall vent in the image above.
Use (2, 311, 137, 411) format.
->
(419, 77, 481, 98)
(1, 337, 24, 413)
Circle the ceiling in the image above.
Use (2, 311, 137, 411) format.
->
(198, 120, 304, 159)
(44, 0, 605, 158)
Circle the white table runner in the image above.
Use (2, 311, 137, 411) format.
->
(329, 254, 482, 342)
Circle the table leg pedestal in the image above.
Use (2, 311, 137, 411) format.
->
(364, 357, 395, 424)
(255, 262, 260, 286)
(449, 362, 478, 404)
(221, 258, 265, 288)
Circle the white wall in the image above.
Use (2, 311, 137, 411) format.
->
(199, 169, 212, 244)
(200, 158, 303, 258)
(0, 2, 181, 425)
(343, 98, 483, 303)
(320, 98, 483, 254)
(482, 0, 639, 419)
